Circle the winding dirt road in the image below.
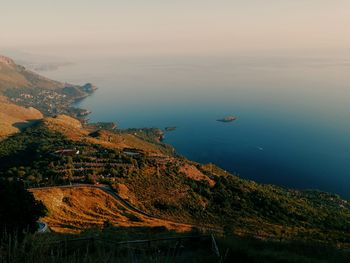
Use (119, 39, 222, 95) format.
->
(30, 184, 223, 234)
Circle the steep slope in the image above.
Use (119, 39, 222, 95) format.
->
(0, 96, 43, 139)
(0, 55, 96, 116)
(1, 116, 349, 246)
(31, 186, 192, 233)
(0, 66, 348, 247)
(0, 55, 62, 92)
(42, 114, 171, 155)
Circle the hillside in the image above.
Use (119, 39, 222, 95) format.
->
(0, 115, 349, 247)
(0, 96, 43, 139)
(0, 54, 349, 249)
(0, 55, 96, 117)
(0, 55, 63, 92)
(31, 186, 192, 233)
(42, 114, 172, 155)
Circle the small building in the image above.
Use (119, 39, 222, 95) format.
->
(53, 149, 80, 156)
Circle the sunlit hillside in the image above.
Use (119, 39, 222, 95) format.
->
(31, 186, 192, 233)
(0, 96, 42, 138)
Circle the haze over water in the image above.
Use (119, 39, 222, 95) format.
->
(42, 54, 350, 199)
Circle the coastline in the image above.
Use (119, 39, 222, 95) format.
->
(28, 58, 350, 200)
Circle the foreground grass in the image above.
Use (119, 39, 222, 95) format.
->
(217, 237, 350, 263)
(1, 227, 350, 263)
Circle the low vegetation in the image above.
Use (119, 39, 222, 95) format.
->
(1, 227, 349, 263)
(0, 55, 95, 119)
(31, 186, 192, 233)
(1, 55, 349, 261)
(0, 117, 349, 248)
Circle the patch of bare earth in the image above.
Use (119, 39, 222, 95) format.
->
(179, 163, 215, 187)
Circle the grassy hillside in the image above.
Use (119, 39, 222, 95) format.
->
(31, 186, 192, 233)
(0, 55, 349, 250)
(1, 226, 350, 263)
(0, 115, 174, 185)
(0, 55, 63, 92)
(42, 115, 172, 155)
(0, 96, 43, 139)
(0, 55, 96, 117)
(111, 159, 350, 246)
(0, 116, 349, 248)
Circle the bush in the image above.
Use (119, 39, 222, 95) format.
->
(124, 213, 141, 222)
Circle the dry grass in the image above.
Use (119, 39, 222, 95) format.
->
(0, 96, 43, 139)
(114, 183, 139, 205)
(0, 56, 63, 92)
(43, 115, 166, 154)
(179, 163, 215, 187)
(0, 62, 29, 91)
(31, 186, 192, 234)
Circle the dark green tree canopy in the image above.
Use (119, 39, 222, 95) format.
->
(0, 180, 47, 236)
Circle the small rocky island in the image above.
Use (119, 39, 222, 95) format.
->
(216, 116, 237, 122)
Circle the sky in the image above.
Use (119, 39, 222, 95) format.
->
(1, 0, 350, 56)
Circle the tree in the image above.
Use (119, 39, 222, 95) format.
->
(0, 180, 47, 237)
(109, 168, 118, 177)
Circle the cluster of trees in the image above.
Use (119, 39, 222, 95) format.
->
(0, 125, 151, 187)
(1, 123, 350, 246)
(115, 157, 350, 245)
(0, 180, 47, 237)
(182, 172, 350, 243)
(0, 126, 83, 186)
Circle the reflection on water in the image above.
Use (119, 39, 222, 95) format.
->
(44, 55, 350, 198)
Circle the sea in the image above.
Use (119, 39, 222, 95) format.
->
(43, 55, 350, 199)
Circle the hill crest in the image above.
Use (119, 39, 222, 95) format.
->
(0, 54, 96, 117)
(0, 55, 15, 65)
(0, 96, 43, 139)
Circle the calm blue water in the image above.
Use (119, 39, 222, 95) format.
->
(44, 55, 350, 199)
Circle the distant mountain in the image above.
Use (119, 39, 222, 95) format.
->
(0, 54, 96, 117)
(0, 55, 63, 92)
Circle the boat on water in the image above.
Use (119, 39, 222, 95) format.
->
(165, 126, 176, 131)
(216, 116, 237, 122)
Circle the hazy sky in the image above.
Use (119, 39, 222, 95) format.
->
(1, 0, 350, 56)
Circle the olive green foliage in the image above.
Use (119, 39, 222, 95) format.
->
(182, 174, 350, 245)
(0, 125, 129, 187)
(1, 124, 350, 247)
(4, 85, 94, 117)
(115, 158, 350, 246)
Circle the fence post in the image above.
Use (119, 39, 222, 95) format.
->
(211, 234, 220, 259)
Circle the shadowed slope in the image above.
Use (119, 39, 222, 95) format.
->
(0, 96, 43, 139)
